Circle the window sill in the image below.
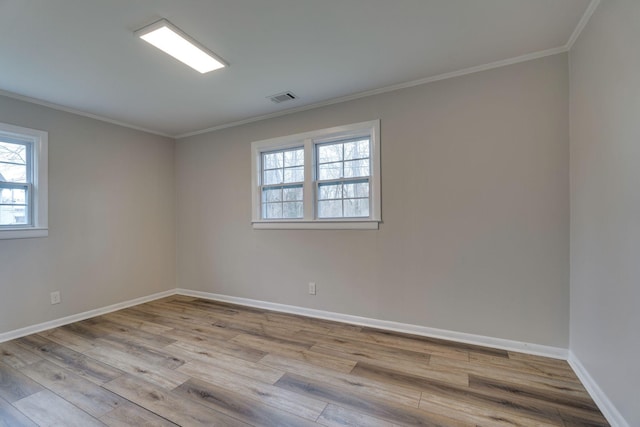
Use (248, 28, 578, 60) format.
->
(0, 227, 49, 240)
(252, 220, 379, 230)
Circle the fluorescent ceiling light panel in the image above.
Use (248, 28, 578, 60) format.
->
(136, 19, 226, 73)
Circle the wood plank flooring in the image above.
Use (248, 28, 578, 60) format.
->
(0, 296, 608, 426)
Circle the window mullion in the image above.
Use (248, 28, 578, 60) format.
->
(303, 138, 314, 220)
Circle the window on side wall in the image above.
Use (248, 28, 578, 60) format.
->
(0, 122, 48, 239)
(251, 120, 380, 229)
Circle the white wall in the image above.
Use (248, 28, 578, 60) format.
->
(0, 95, 176, 335)
(569, 1, 640, 425)
(176, 54, 570, 348)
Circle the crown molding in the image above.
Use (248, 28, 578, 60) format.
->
(0, 89, 173, 138)
(177, 46, 568, 139)
(566, 0, 601, 50)
(175, 1, 601, 139)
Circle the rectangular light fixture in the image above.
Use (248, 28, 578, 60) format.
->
(135, 19, 227, 73)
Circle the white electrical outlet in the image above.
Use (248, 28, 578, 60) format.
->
(50, 291, 61, 305)
(308, 282, 316, 295)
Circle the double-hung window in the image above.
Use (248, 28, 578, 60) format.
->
(316, 137, 371, 219)
(261, 147, 305, 219)
(252, 120, 380, 229)
(0, 122, 48, 239)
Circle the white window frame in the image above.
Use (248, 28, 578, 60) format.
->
(251, 120, 381, 230)
(0, 122, 48, 240)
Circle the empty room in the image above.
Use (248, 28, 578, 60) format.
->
(0, 0, 637, 426)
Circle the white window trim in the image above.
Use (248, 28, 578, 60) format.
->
(0, 122, 48, 240)
(251, 120, 381, 230)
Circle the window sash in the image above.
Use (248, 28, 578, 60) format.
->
(0, 139, 32, 184)
(0, 182, 32, 227)
(260, 183, 304, 220)
(260, 147, 304, 186)
(316, 178, 370, 219)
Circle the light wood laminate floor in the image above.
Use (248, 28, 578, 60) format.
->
(0, 295, 608, 426)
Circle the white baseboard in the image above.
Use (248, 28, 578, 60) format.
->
(0, 289, 175, 343)
(0, 287, 569, 360)
(176, 288, 568, 360)
(568, 351, 629, 427)
(3, 287, 624, 425)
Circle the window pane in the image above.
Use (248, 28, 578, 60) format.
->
(263, 152, 283, 170)
(283, 186, 303, 201)
(318, 200, 342, 218)
(262, 200, 303, 219)
(318, 163, 342, 180)
(317, 140, 370, 182)
(318, 183, 342, 200)
(318, 144, 343, 164)
(0, 185, 29, 225)
(344, 181, 369, 198)
(262, 187, 282, 203)
(0, 187, 27, 204)
(263, 169, 283, 185)
(0, 162, 27, 183)
(0, 142, 27, 164)
(344, 198, 369, 218)
(282, 202, 303, 218)
(0, 205, 28, 225)
(343, 159, 370, 178)
(263, 202, 282, 219)
(283, 166, 304, 183)
(344, 139, 370, 160)
(284, 149, 304, 167)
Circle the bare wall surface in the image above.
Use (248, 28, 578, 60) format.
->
(0, 95, 176, 334)
(177, 54, 570, 347)
(569, 0, 640, 424)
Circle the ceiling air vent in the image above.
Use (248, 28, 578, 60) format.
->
(268, 92, 297, 104)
